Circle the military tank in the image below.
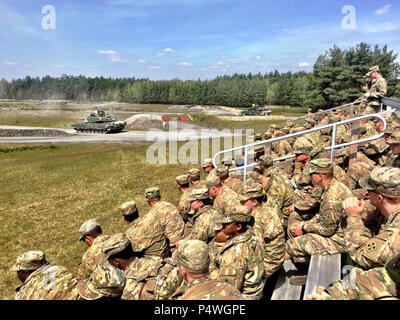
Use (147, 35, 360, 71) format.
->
(240, 106, 272, 116)
(72, 110, 126, 133)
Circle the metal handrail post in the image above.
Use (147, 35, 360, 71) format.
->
(330, 124, 337, 162)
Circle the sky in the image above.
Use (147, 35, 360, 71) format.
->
(0, 0, 399, 81)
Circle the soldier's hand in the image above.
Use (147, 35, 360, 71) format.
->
(304, 186, 313, 194)
(288, 204, 295, 213)
(290, 223, 303, 237)
(343, 197, 366, 217)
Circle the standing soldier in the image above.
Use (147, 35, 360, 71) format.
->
(343, 167, 400, 269)
(364, 66, 387, 112)
(286, 159, 353, 285)
(76, 219, 113, 281)
(177, 240, 244, 300)
(10, 250, 79, 300)
(209, 206, 265, 300)
(239, 181, 285, 279)
(145, 187, 185, 253)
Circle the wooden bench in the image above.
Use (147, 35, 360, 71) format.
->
(271, 254, 342, 300)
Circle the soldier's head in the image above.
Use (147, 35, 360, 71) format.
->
(213, 206, 252, 243)
(359, 167, 400, 211)
(177, 240, 210, 282)
(239, 180, 265, 211)
(202, 158, 214, 174)
(257, 155, 273, 172)
(77, 265, 126, 300)
(175, 174, 190, 192)
(216, 166, 230, 183)
(369, 66, 381, 79)
(79, 219, 103, 247)
(104, 234, 135, 271)
(119, 201, 138, 223)
(188, 168, 201, 184)
(10, 250, 48, 283)
(222, 157, 234, 169)
(306, 158, 334, 188)
(187, 188, 210, 212)
(307, 108, 313, 114)
(145, 187, 161, 206)
(206, 175, 223, 198)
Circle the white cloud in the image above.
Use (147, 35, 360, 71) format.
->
(216, 61, 224, 65)
(4, 61, 19, 65)
(98, 50, 128, 62)
(148, 66, 161, 69)
(255, 55, 262, 61)
(375, 4, 391, 15)
(298, 62, 310, 67)
(57, 65, 64, 68)
(177, 62, 193, 66)
(157, 48, 175, 56)
(137, 59, 146, 63)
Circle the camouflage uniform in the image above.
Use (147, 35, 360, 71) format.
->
(286, 159, 354, 263)
(77, 234, 113, 281)
(239, 183, 285, 278)
(365, 66, 387, 109)
(212, 185, 241, 215)
(103, 234, 183, 300)
(209, 209, 265, 300)
(145, 187, 185, 252)
(188, 168, 207, 189)
(77, 265, 126, 300)
(177, 239, 244, 300)
(312, 253, 400, 300)
(10, 251, 79, 300)
(345, 167, 400, 269)
(386, 132, 400, 168)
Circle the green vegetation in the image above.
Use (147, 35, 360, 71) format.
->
(1, 43, 398, 109)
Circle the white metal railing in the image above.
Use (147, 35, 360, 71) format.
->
(213, 113, 387, 182)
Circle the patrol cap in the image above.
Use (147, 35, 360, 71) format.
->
(187, 188, 209, 202)
(177, 239, 210, 272)
(175, 174, 189, 186)
(119, 201, 137, 217)
(10, 250, 47, 272)
(364, 71, 371, 78)
(363, 107, 375, 115)
(216, 166, 229, 177)
(306, 158, 333, 174)
(309, 146, 326, 160)
(205, 174, 222, 189)
(359, 167, 400, 198)
(257, 155, 273, 167)
(263, 131, 272, 139)
(239, 181, 264, 201)
(304, 118, 316, 125)
(293, 137, 313, 155)
(293, 190, 318, 211)
(286, 121, 294, 127)
(79, 219, 101, 241)
(145, 187, 161, 199)
(202, 158, 213, 168)
(102, 233, 130, 257)
(274, 130, 284, 137)
(369, 66, 380, 73)
(222, 158, 233, 165)
(254, 145, 265, 153)
(77, 265, 126, 300)
(216, 206, 252, 224)
(188, 168, 201, 179)
(255, 133, 262, 141)
(270, 124, 279, 129)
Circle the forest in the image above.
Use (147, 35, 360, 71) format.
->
(1, 43, 399, 110)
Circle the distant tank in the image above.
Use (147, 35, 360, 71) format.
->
(72, 110, 126, 133)
(241, 106, 272, 116)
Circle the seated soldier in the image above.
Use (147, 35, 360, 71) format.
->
(208, 206, 265, 300)
(185, 188, 218, 243)
(10, 250, 79, 300)
(286, 159, 353, 285)
(239, 181, 285, 279)
(120, 200, 139, 224)
(343, 167, 400, 270)
(177, 240, 244, 300)
(216, 165, 243, 194)
(175, 174, 191, 223)
(77, 219, 113, 281)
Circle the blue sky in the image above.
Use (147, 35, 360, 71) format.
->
(0, 0, 399, 80)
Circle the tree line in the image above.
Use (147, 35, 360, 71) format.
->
(0, 43, 399, 109)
